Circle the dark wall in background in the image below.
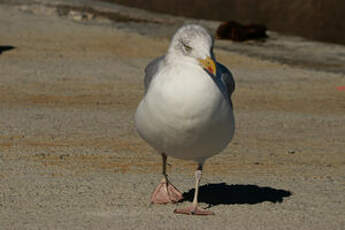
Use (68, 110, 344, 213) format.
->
(102, 0, 345, 45)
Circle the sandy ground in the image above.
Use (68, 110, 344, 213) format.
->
(0, 0, 345, 229)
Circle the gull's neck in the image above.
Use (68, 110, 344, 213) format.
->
(165, 50, 198, 67)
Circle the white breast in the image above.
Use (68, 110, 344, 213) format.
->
(135, 63, 234, 163)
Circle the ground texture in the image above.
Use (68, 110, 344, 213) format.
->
(0, 0, 344, 229)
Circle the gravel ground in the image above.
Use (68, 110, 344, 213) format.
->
(0, 0, 344, 229)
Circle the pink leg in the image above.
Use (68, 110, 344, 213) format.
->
(174, 164, 214, 215)
(151, 153, 183, 204)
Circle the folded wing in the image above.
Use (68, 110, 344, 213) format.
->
(144, 56, 165, 93)
(216, 62, 235, 97)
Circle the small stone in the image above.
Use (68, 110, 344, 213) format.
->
(69, 11, 83, 21)
(69, 11, 94, 21)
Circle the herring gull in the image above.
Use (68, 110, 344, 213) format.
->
(135, 24, 235, 215)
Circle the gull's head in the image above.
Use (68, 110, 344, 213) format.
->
(168, 24, 216, 77)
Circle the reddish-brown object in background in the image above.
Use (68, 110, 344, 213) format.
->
(217, 21, 268, 41)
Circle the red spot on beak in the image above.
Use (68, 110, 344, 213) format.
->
(208, 66, 214, 74)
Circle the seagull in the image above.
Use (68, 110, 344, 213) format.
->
(135, 24, 235, 215)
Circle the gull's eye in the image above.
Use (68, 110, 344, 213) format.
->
(183, 44, 192, 52)
(180, 40, 192, 53)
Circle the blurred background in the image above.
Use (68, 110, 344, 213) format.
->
(100, 0, 345, 45)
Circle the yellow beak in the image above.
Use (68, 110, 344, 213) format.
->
(198, 56, 216, 76)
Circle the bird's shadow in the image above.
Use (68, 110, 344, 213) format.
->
(0, 45, 15, 54)
(181, 183, 292, 207)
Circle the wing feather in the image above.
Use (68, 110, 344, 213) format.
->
(144, 56, 165, 93)
(216, 62, 235, 97)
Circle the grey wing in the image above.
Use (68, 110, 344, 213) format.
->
(144, 55, 165, 93)
(217, 62, 235, 97)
